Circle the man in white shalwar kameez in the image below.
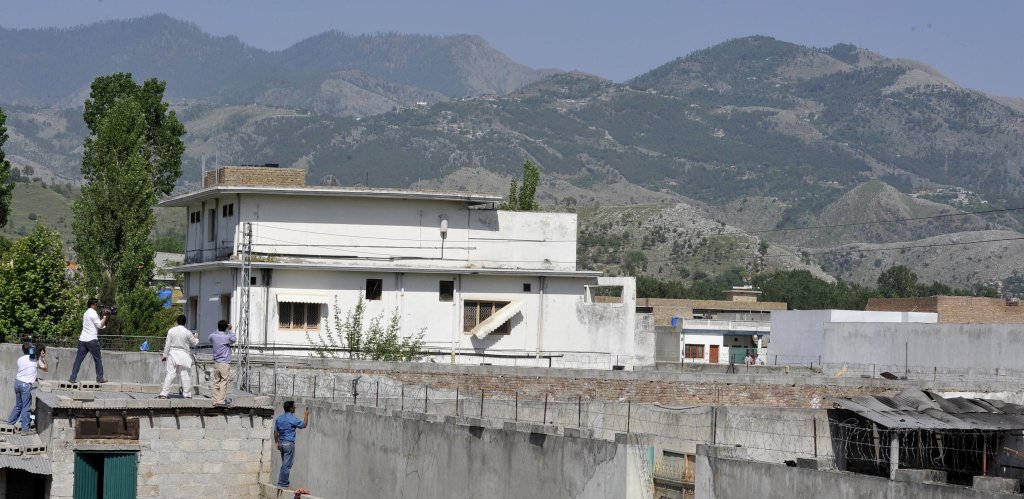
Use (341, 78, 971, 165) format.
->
(159, 314, 199, 399)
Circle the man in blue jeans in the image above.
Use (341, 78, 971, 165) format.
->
(69, 298, 109, 383)
(274, 400, 310, 489)
(8, 342, 48, 434)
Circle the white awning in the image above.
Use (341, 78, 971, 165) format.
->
(276, 294, 330, 304)
(471, 301, 524, 339)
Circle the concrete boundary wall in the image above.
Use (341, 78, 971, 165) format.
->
(268, 399, 644, 499)
(6, 343, 1023, 420)
(823, 323, 1024, 371)
(695, 445, 1021, 499)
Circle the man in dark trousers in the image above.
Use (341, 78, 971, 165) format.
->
(274, 401, 310, 489)
(69, 298, 108, 383)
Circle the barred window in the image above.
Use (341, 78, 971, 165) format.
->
(463, 301, 511, 335)
(279, 302, 321, 330)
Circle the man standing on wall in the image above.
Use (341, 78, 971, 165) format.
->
(158, 315, 199, 399)
(7, 342, 48, 434)
(209, 320, 236, 407)
(69, 298, 109, 384)
(274, 401, 310, 489)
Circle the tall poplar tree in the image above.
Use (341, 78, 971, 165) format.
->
(72, 74, 185, 302)
(0, 106, 14, 229)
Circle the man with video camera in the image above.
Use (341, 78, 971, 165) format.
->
(69, 298, 109, 384)
(7, 340, 48, 434)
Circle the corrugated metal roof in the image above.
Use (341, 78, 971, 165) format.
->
(0, 454, 51, 475)
(0, 433, 51, 475)
(829, 389, 1024, 431)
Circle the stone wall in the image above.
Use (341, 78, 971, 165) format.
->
(203, 166, 305, 188)
(866, 296, 1024, 323)
(38, 407, 273, 499)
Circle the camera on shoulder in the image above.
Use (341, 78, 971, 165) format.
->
(21, 335, 46, 361)
(99, 304, 118, 316)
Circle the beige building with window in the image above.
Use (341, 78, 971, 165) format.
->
(159, 165, 649, 368)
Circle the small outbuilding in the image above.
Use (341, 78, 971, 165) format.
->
(33, 380, 274, 499)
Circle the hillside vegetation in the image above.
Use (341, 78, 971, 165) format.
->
(3, 28, 1024, 290)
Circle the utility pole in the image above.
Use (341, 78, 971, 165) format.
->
(236, 222, 253, 391)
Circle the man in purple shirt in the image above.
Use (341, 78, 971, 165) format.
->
(209, 320, 236, 407)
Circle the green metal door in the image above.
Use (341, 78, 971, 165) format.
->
(73, 452, 137, 499)
(101, 453, 137, 499)
(73, 453, 103, 499)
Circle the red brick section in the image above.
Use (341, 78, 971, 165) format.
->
(202, 166, 306, 188)
(866, 295, 1024, 323)
(318, 366, 892, 409)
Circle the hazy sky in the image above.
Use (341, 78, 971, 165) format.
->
(3, 0, 1022, 97)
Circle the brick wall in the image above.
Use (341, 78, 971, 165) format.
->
(867, 296, 1024, 323)
(203, 166, 306, 188)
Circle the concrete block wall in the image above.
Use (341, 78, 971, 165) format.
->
(41, 410, 273, 499)
(203, 166, 306, 188)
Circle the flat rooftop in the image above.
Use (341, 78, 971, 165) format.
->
(34, 380, 273, 411)
(158, 185, 503, 207)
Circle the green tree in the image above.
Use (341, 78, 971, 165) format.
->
(500, 161, 541, 211)
(877, 265, 919, 298)
(114, 287, 181, 338)
(0, 106, 14, 229)
(73, 97, 157, 298)
(82, 73, 186, 196)
(73, 74, 184, 303)
(0, 225, 78, 342)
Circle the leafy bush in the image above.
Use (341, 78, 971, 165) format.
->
(309, 294, 424, 362)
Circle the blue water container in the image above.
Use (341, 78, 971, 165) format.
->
(158, 288, 173, 308)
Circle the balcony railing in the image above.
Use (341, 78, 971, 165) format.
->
(184, 242, 235, 264)
(680, 319, 770, 332)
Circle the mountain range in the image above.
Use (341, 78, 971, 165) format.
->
(0, 14, 557, 114)
(2, 18, 1024, 290)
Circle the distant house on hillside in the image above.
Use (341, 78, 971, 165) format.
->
(628, 286, 786, 365)
(158, 165, 650, 368)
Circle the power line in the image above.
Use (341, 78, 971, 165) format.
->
(749, 206, 1024, 234)
(786, 235, 1024, 258)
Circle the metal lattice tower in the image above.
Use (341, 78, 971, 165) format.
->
(236, 222, 253, 391)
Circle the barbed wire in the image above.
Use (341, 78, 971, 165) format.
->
(246, 369, 1011, 478)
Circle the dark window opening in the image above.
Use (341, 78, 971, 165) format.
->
(366, 279, 383, 300)
(439, 280, 454, 302)
(523, 283, 532, 292)
(207, 208, 216, 242)
(222, 203, 234, 217)
(250, 276, 257, 285)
